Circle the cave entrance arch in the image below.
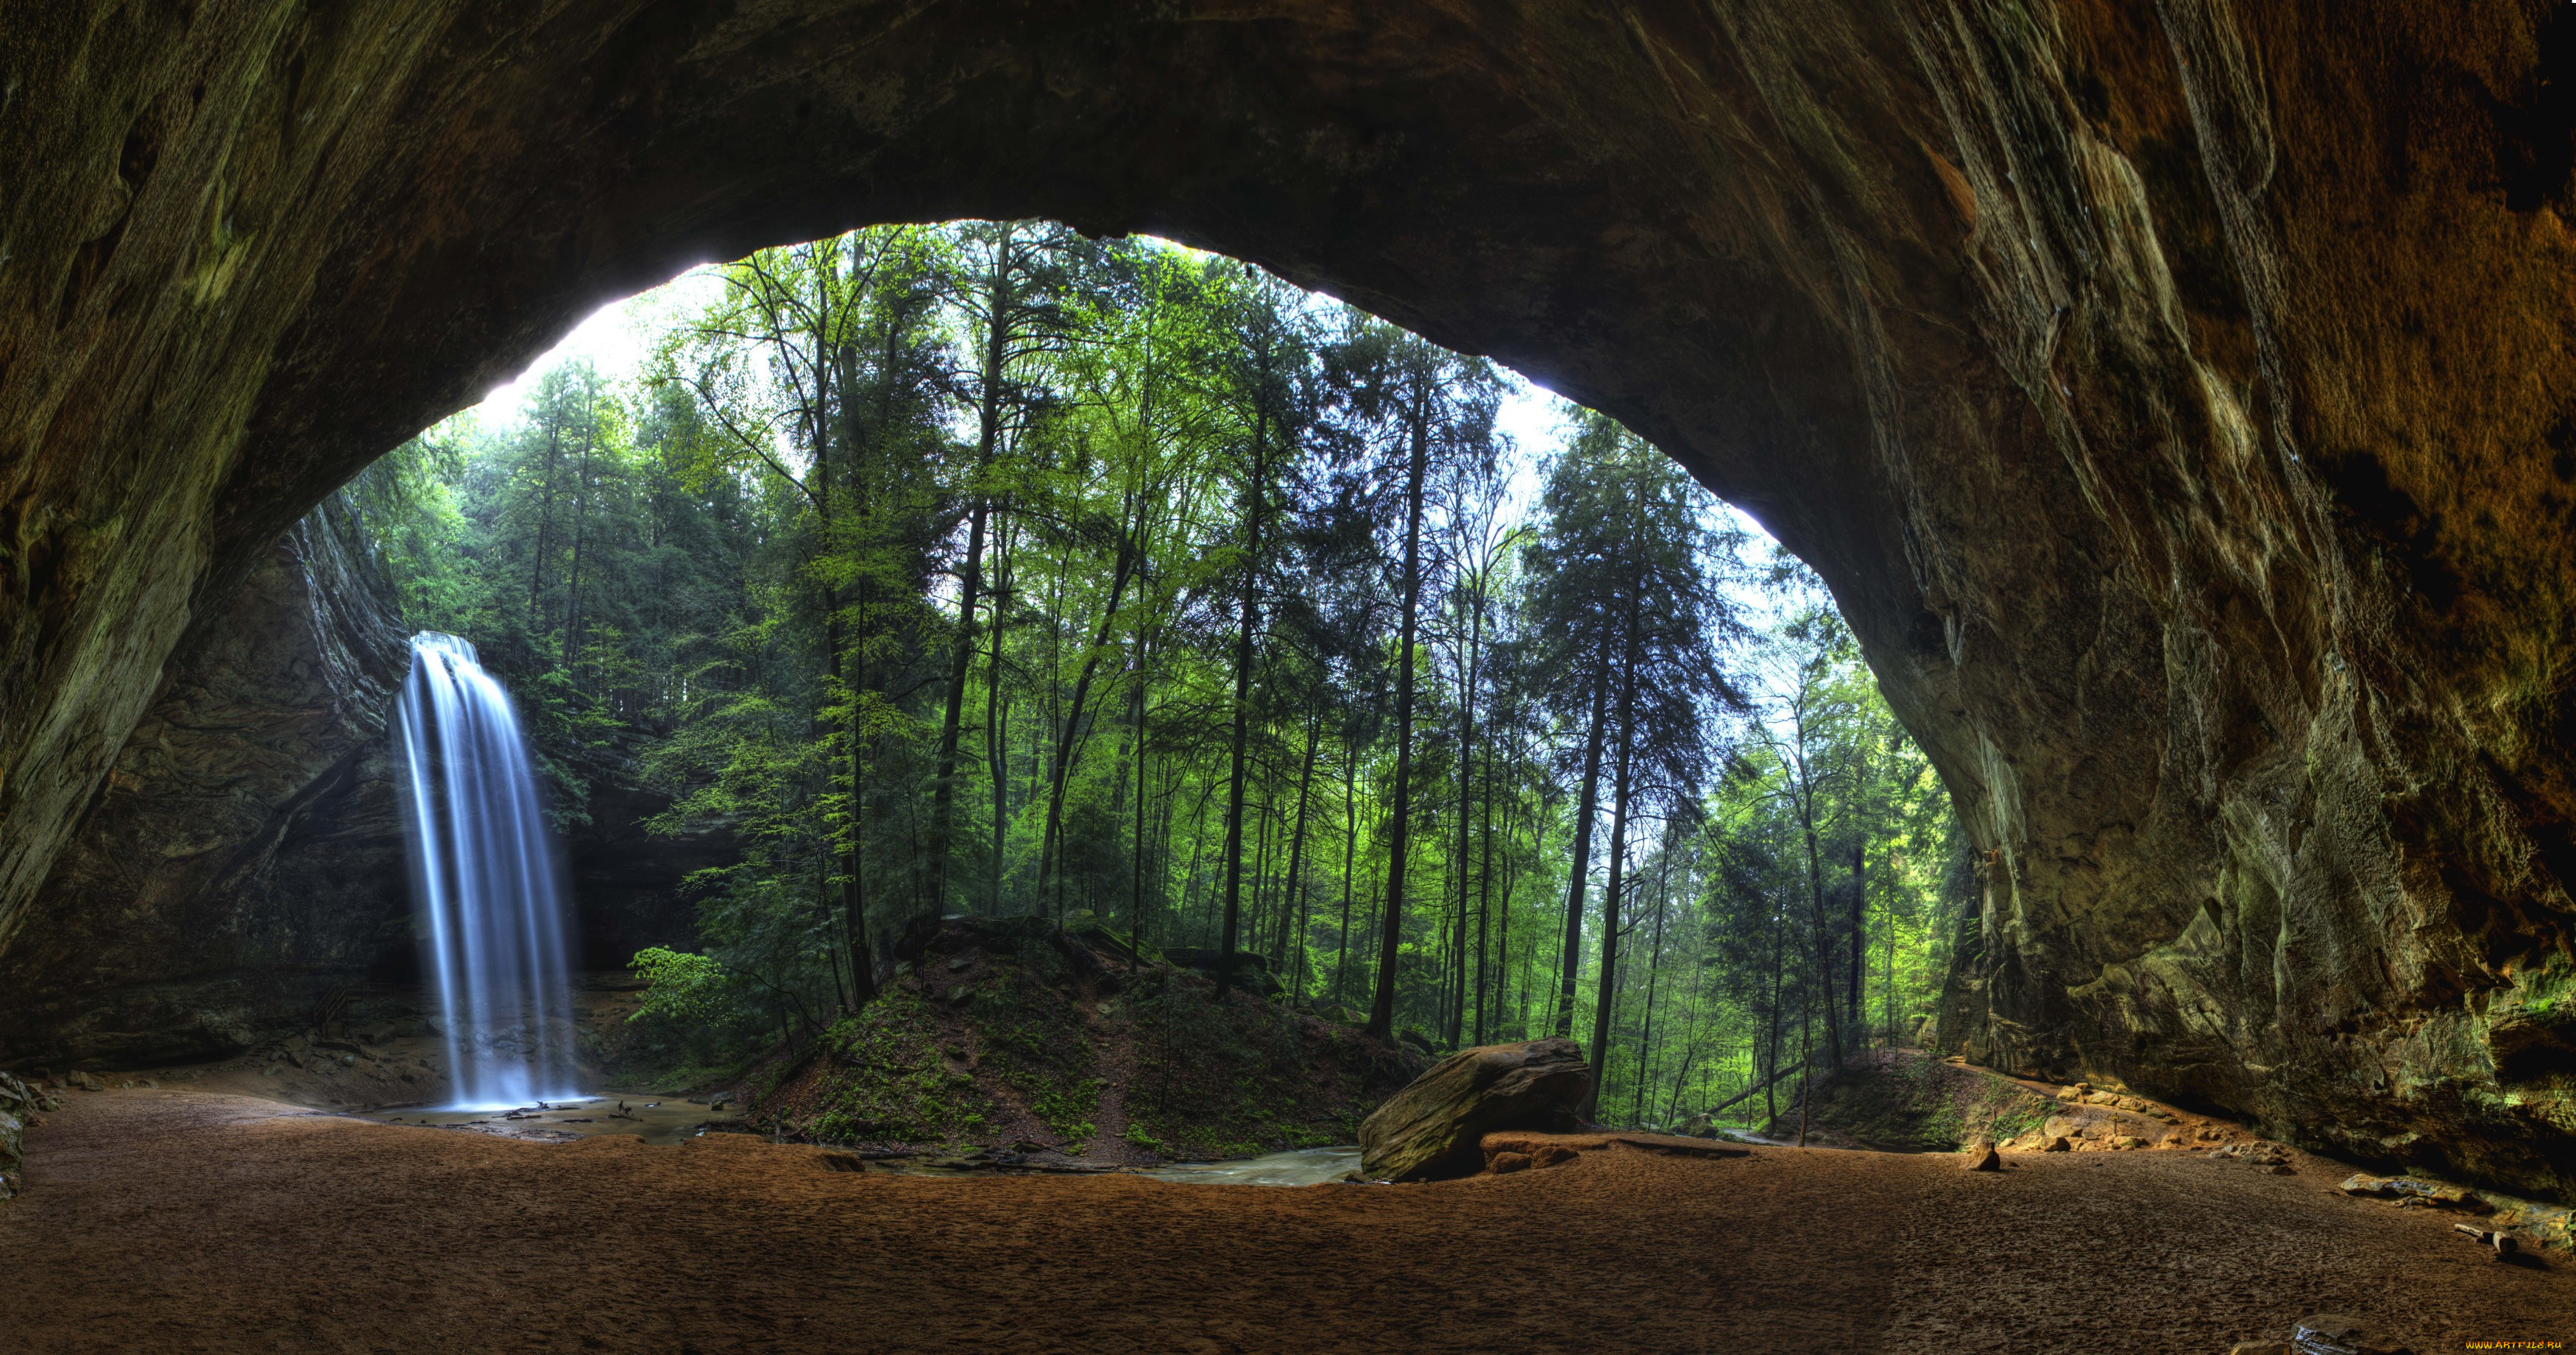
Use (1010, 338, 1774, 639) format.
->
(15, 4, 2576, 1197)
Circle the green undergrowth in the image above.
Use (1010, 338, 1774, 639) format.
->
(1117, 967, 1390, 1158)
(738, 919, 1420, 1160)
(1774, 1049, 2057, 1151)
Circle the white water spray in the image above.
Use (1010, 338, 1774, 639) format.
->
(396, 632, 581, 1109)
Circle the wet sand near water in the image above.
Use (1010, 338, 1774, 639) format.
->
(1, 1087, 2567, 1352)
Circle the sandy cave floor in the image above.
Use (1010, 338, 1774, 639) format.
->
(0, 1089, 2569, 1354)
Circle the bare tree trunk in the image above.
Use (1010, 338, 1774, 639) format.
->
(1850, 840, 1867, 1053)
(1366, 381, 1432, 1042)
(986, 513, 1015, 915)
(1582, 599, 1641, 1119)
(1035, 525, 1140, 913)
(925, 229, 1014, 913)
(1554, 643, 1612, 1039)
(1130, 648, 1150, 950)
(1336, 737, 1359, 1005)
(1633, 847, 1673, 1125)
(1276, 712, 1320, 974)
(1473, 732, 1495, 1047)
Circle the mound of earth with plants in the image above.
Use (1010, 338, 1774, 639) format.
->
(737, 916, 1423, 1164)
(1769, 1049, 2268, 1155)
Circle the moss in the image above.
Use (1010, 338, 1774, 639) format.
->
(799, 989, 998, 1146)
(739, 920, 1417, 1159)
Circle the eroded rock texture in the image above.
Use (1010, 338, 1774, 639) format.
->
(0, 501, 412, 1066)
(4, 2, 2574, 1194)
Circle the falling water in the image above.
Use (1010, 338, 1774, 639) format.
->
(396, 632, 581, 1108)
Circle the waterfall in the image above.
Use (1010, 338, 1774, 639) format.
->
(396, 632, 581, 1108)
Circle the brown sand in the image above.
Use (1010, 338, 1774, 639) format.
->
(1, 1089, 2566, 1353)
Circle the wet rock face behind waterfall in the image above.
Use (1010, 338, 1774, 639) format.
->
(5, 4, 2576, 1195)
(0, 503, 412, 1066)
(0, 507, 728, 1069)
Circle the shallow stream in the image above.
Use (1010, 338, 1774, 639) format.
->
(1132, 1145, 1362, 1186)
(363, 1095, 737, 1146)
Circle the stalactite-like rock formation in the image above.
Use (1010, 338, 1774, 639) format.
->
(4, 2, 2573, 1195)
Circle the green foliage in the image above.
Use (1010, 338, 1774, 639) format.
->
(362, 219, 1969, 1141)
(629, 947, 728, 1025)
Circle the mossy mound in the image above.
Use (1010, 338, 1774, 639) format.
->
(740, 917, 1422, 1162)
(1770, 1049, 2058, 1151)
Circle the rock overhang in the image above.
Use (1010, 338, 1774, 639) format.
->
(3, 1, 2574, 1197)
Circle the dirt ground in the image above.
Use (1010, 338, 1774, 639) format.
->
(1, 1089, 2566, 1354)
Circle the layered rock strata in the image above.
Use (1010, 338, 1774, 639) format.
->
(0, 500, 411, 1066)
(4, 3, 2575, 1194)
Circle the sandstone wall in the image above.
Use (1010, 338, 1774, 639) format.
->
(2, 1, 2571, 1195)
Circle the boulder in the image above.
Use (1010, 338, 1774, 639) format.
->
(1964, 1142, 2002, 1171)
(1358, 1039, 1590, 1181)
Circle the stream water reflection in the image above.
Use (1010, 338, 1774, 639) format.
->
(1133, 1145, 1363, 1186)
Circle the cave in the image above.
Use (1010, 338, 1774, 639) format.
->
(6, 1, 2576, 1345)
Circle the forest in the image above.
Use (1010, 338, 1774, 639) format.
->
(349, 222, 1970, 1131)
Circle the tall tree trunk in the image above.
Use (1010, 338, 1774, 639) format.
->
(1216, 389, 1270, 991)
(1275, 713, 1320, 973)
(1036, 526, 1140, 913)
(1130, 649, 1150, 950)
(1366, 380, 1433, 1041)
(986, 514, 1014, 914)
(1449, 592, 1483, 1045)
(927, 266, 1013, 912)
(1583, 604, 1641, 1119)
(1763, 893, 1786, 1127)
(563, 395, 591, 679)
(528, 413, 560, 634)
(1633, 847, 1673, 1125)
(1797, 763, 1845, 1072)
(1850, 840, 1867, 1052)
(1473, 732, 1495, 1047)
(1336, 737, 1359, 1005)
(1553, 640, 1613, 1039)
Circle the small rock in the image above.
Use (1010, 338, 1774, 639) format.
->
(2042, 1136, 2072, 1153)
(2110, 1135, 2148, 1150)
(2289, 1312, 2407, 1354)
(1964, 1142, 2002, 1172)
(1488, 1151, 1532, 1175)
(137, 1078, 157, 1089)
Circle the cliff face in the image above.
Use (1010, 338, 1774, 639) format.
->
(3, 3, 2573, 1195)
(0, 501, 412, 1065)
